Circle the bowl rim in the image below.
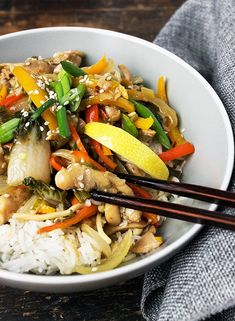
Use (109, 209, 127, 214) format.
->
(0, 26, 234, 286)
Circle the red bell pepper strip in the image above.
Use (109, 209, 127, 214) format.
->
(37, 205, 98, 234)
(90, 140, 117, 170)
(85, 104, 99, 122)
(85, 104, 117, 170)
(0, 93, 24, 108)
(159, 142, 195, 163)
(129, 183, 159, 225)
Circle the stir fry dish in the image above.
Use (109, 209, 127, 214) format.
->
(0, 51, 195, 274)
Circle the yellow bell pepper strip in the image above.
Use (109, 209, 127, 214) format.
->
(12, 66, 58, 131)
(102, 145, 113, 156)
(159, 142, 195, 163)
(168, 127, 187, 146)
(81, 93, 134, 113)
(157, 76, 168, 103)
(127, 88, 178, 131)
(84, 122, 169, 180)
(134, 116, 154, 130)
(82, 55, 107, 75)
(74, 230, 132, 274)
(0, 84, 7, 101)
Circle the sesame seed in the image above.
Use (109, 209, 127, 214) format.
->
(63, 100, 69, 106)
(3, 194, 10, 198)
(44, 121, 49, 126)
(50, 186, 55, 190)
(99, 88, 105, 93)
(40, 126, 44, 132)
(25, 122, 30, 127)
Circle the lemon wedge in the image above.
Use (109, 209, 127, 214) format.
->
(84, 122, 169, 180)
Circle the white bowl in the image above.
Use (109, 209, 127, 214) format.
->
(0, 27, 233, 292)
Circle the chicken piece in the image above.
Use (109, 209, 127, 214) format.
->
(139, 128, 156, 143)
(104, 106, 121, 122)
(55, 163, 142, 222)
(131, 231, 161, 254)
(125, 162, 146, 176)
(0, 146, 7, 175)
(55, 163, 133, 195)
(0, 187, 31, 224)
(51, 50, 83, 66)
(24, 58, 54, 75)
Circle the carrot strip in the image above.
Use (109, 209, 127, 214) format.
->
(159, 142, 195, 163)
(73, 150, 106, 172)
(49, 156, 63, 171)
(37, 205, 98, 234)
(71, 196, 80, 205)
(129, 183, 159, 225)
(69, 121, 87, 154)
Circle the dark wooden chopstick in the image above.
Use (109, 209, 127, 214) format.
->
(116, 173, 235, 207)
(90, 191, 235, 231)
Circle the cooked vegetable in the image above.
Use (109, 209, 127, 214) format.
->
(134, 116, 154, 130)
(23, 176, 68, 207)
(61, 60, 86, 77)
(54, 71, 71, 139)
(168, 127, 187, 146)
(0, 118, 20, 144)
(14, 204, 82, 221)
(7, 122, 51, 186)
(159, 142, 195, 162)
(60, 84, 86, 112)
(37, 205, 98, 234)
(85, 105, 117, 170)
(82, 55, 107, 74)
(0, 85, 7, 101)
(130, 99, 171, 149)
(81, 94, 134, 113)
(74, 230, 132, 274)
(0, 93, 25, 108)
(127, 88, 178, 131)
(157, 76, 168, 103)
(13, 66, 58, 130)
(85, 122, 169, 180)
(122, 114, 138, 137)
(31, 99, 56, 121)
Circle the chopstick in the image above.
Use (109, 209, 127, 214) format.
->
(116, 173, 235, 207)
(89, 173, 235, 231)
(90, 191, 235, 231)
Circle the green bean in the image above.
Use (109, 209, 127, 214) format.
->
(31, 99, 56, 121)
(61, 61, 86, 77)
(130, 99, 171, 149)
(0, 118, 20, 144)
(121, 114, 138, 137)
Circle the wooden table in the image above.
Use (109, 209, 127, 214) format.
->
(0, 1, 184, 320)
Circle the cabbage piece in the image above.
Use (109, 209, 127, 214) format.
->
(7, 124, 51, 186)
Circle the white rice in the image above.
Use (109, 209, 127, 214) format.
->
(0, 218, 100, 275)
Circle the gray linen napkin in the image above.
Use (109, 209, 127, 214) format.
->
(141, 1, 235, 320)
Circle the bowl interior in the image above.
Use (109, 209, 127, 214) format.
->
(0, 27, 233, 291)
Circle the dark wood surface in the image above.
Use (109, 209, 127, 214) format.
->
(0, 1, 184, 320)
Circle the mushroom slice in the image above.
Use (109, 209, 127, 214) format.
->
(104, 220, 148, 235)
(131, 231, 162, 254)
